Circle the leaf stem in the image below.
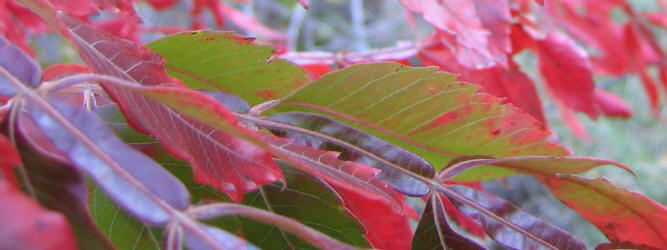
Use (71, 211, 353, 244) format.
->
(189, 203, 361, 250)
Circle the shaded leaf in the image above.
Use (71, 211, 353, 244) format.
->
(443, 185, 586, 250)
(265, 112, 433, 196)
(0, 35, 41, 99)
(42, 64, 90, 81)
(0, 181, 78, 250)
(412, 193, 485, 250)
(0, 133, 20, 186)
(262, 134, 402, 212)
(59, 14, 284, 202)
(543, 175, 667, 249)
(7, 120, 114, 250)
(147, 31, 310, 106)
(206, 162, 370, 249)
(273, 62, 568, 172)
(88, 180, 162, 250)
(326, 161, 417, 250)
(95, 109, 371, 250)
(21, 99, 190, 225)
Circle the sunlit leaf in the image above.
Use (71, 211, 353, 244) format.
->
(441, 156, 633, 182)
(273, 62, 568, 171)
(147, 31, 310, 106)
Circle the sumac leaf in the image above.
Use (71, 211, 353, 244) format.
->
(441, 156, 633, 182)
(8, 122, 114, 250)
(0, 133, 20, 186)
(273, 62, 567, 172)
(59, 14, 284, 201)
(412, 193, 485, 250)
(146, 31, 310, 106)
(544, 175, 667, 249)
(202, 162, 370, 249)
(21, 99, 189, 225)
(0, 35, 41, 100)
(443, 185, 586, 250)
(0, 182, 77, 250)
(266, 112, 433, 196)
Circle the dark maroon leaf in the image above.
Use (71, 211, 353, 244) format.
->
(261, 134, 402, 212)
(265, 112, 433, 196)
(202, 91, 250, 114)
(7, 119, 114, 249)
(22, 99, 190, 225)
(412, 192, 486, 250)
(443, 185, 586, 250)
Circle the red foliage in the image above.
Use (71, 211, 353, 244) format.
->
(0, 134, 21, 187)
(2, 0, 667, 249)
(0, 182, 77, 250)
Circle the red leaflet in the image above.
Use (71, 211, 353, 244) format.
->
(0, 134, 20, 187)
(330, 168, 416, 250)
(0, 182, 78, 250)
(400, 0, 502, 68)
(535, 33, 598, 119)
(440, 194, 485, 239)
(594, 89, 632, 118)
(143, 0, 179, 10)
(544, 176, 667, 249)
(301, 64, 331, 80)
(50, 0, 99, 16)
(217, 3, 288, 42)
(42, 64, 91, 81)
(548, 1, 629, 76)
(59, 14, 284, 202)
(95, 13, 141, 43)
(624, 24, 661, 114)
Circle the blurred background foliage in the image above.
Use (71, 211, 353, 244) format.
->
(28, 0, 667, 247)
